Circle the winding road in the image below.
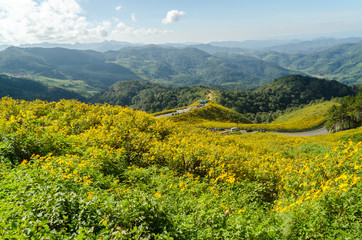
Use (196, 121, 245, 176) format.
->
(155, 91, 329, 137)
(273, 127, 328, 137)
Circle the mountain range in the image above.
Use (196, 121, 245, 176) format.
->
(2, 37, 361, 53)
(0, 45, 298, 91)
(256, 42, 362, 85)
(0, 37, 361, 97)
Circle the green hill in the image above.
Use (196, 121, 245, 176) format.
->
(0, 74, 85, 101)
(0, 47, 140, 90)
(289, 42, 362, 84)
(217, 75, 356, 122)
(105, 45, 297, 89)
(95, 75, 355, 122)
(258, 42, 362, 85)
(93, 80, 212, 113)
(168, 102, 252, 126)
(238, 101, 339, 132)
(0, 46, 298, 91)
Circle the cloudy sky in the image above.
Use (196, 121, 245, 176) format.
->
(1, 0, 362, 45)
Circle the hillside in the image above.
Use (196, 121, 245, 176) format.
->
(168, 102, 252, 125)
(257, 42, 362, 85)
(217, 75, 356, 122)
(92, 80, 211, 113)
(93, 75, 355, 121)
(239, 101, 339, 132)
(264, 37, 362, 53)
(1, 43, 361, 93)
(166, 98, 337, 132)
(0, 47, 140, 90)
(0, 74, 85, 101)
(288, 42, 362, 84)
(0, 46, 297, 91)
(105, 45, 297, 89)
(0, 97, 360, 239)
(325, 90, 362, 132)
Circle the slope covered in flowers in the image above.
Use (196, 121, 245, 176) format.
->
(239, 101, 338, 131)
(0, 97, 360, 239)
(169, 100, 338, 132)
(168, 101, 252, 124)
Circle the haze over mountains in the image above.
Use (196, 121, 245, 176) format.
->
(0, 45, 298, 91)
(1, 37, 361, 53)
(1, 37, 362, 94)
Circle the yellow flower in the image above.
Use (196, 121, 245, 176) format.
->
(154, 193, 162, 198)
(238, 209, 246, 214)
(20, 160, 28, 166)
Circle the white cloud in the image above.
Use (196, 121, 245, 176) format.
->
(0, 0, 170, 45)
(131, 13, 136, 22)
(162, 10, 185, 24)
(115, 5, 122, 11)
(116, 21, 127, 29)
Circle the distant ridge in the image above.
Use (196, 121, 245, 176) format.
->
(0, 74, 85, 101)
(0, 47, 140, 90)
(258, 42, 362, 85)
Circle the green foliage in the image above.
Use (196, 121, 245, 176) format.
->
(216, 75, 355, 123)
(0, 47, 140, 90)
(0, 74, 86, 101)
(179, 101, 336, 132)
(92, 75, 355, 124)
(0, 97, 360, 239)
(272, 101, 338, 124)
(105, 45, 296, 89)
(93, 80, 211, 113)
(260, 42, 362, 85)
(325, 89, 362, 132)
(169, 102, 252, 124)
(237, 101, 338, 132)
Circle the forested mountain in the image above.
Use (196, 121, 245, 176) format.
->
(0, 47, 140, 90)
(92, 80, 211, 113)
(0, 45, 297, 91)
(216, 75, 356, 122)
(0, 74, 85, 101)
(263, 37, 362, 53)
(105, 45, 297, 89)
(1, 41, 362, 93)
(255, 42, 362, 85)
(93, 75, 356, 123)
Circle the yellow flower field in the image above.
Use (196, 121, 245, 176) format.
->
(0, 97, 360, 239)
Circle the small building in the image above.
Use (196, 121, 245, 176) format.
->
(199, 99, 209, 105)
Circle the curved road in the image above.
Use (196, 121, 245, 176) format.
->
(273, 127, 328, 137)
(155, 106, 199, 118)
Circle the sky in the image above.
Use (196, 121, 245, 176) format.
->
(1, 0, 362, 45)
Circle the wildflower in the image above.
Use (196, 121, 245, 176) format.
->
(238, 209, 246, 214)
(20, 160, 27, 166)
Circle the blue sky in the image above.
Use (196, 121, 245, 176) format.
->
(1, 0, 362, 45)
